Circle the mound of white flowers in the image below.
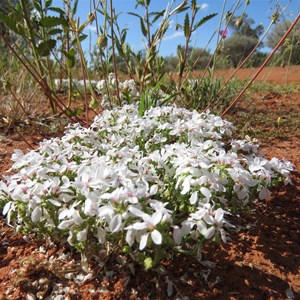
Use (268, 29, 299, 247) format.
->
(0, 105, 294, 268)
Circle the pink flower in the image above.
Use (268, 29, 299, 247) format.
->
(219, 29, 228, 38)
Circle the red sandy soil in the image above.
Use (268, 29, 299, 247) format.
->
(0, 68, 299, 299)
(214, 65, 300, 85)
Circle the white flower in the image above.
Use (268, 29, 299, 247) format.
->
(258, 186, 272, 200)
(126, 208, 163, 250)
(249, 157, 267, 173)
(186, 205, 227, 242)
(77, 228, 88, 241)
(0, 103, 292, 261)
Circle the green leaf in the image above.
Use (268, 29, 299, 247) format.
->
(144, 257, 153, 270)
(193, 13, 218, 31)
(121, 29, 127, 44)
(78, 34, 88, 43)
(64, 48, 76, 69)
(160, 92, 180, 106)
(36, 39, 56, 57)
(127, 12, 141, 19)
(66, 108, 82, 117)
(45, 0, 53, 8)
(140, 18, 148, 38)
(71, 33, 87, 46)
(40, 16, 68, 28)
(0, 13, 19, 34)
(184, 13, 190, 37)
(151, 10, 165, 25)
(191, 0, 197, 10)
(71, 0, 79, 16)
(139, 96, 145, 116)
(63, 48, 76, 58)
(175, 23, 183, 31)
(33, 1, 42, 13)
(135, 0, 145, 9)
(48, 28, 63, 35)
(170, 2, 189, 15)
(48, 7, 65, 15)
(115, 40, 124, 57)
(66, 56, 75, 69)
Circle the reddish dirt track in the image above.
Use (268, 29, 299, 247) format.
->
(214, 66, 300, 85)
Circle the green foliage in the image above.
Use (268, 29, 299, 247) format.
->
(222, 14, 264, 67)
(164, 47, 212, 72)
(229, 13, 264, 39)
(267, 20, 300, 65)
(178, 76, 239, 112)
(244, 52, 268, 68)
(223, 35, 258, 67)
(1, 0, 297, 125)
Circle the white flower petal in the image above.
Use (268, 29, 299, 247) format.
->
(125, 229, 134, 246)
(149, 184, 158, 195)
(214, 208, 224, 223)
(132, 222, 147, 231)
(259, 186, 272, 200)
(2, 202, 11, 216)
(151, 229, 162, 245)
(58, 219, 74, 230)
(109, 214, 122, 232)
(72, 210, 84, 225)
(181, 175, 192, 195)
(139, 233, 149, 250)
(200, 187, 212, 199)
(199, 223, 215, 239)
(96, 227, 106, 243)
(173, 226, 182, 245)
(77, 228, 88, 241)
(31, 206, 42, 223)
(190, 191, 198, 205)
(152, 211, 162, 226)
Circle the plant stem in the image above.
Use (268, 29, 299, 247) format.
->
(204, 14, 282, 111)
(20, 0, 57, 113)
(221, 12, 300, 116)
(65, 0, 73, 108)
(211, 0, 227, 78)
(0, 32, 82, 124)
(199, 0, 241, 82)
(109, 0, 121, 106)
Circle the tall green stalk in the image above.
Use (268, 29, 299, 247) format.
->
(109, 0, 121, 106)
(20, 0, 57, 113)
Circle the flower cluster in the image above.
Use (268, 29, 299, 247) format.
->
(54, 74, 140, 108)
(0, 105, 293, 267)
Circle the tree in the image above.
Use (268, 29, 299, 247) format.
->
(228, 14, 264, 39)
(223, 35, 258, 67)
(267, 20, 300, 65)
(222, 14, 264, 67)
(164, 47, 212, 72)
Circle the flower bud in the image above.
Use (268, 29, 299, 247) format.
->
(235, 17, 243, 28)
(88, 12, 95, 23)
(97, 34, 108, 49)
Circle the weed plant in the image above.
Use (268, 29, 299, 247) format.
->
(0, 0, 296, 122)
(0, 0, 299, 270)
(0, 105, 294, 269)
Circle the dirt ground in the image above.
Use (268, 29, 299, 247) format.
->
(0, 67, 299, 299)
(214, 65, 300, 85)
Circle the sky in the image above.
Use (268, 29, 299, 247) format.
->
(51, 0, 300, 57)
